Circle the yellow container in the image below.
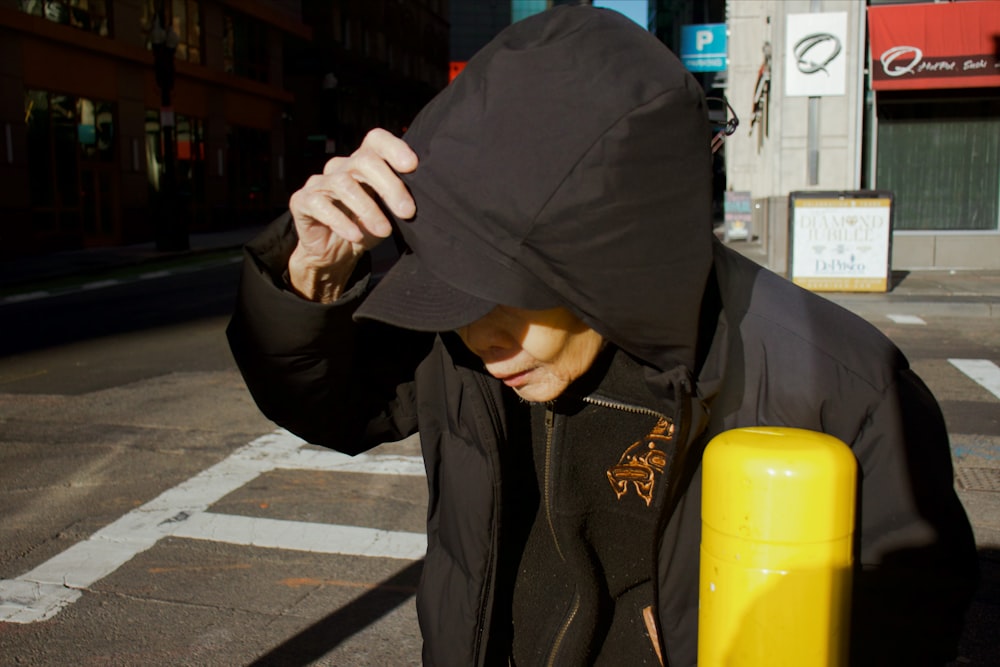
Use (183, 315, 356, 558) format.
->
(698, 427, 857, 667)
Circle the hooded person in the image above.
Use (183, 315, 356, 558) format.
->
(228, 6, 977, 667)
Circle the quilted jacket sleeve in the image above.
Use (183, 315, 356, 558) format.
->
(226, 213, 432, 454)
(847, 366, 979, 666)
(707, 248, 979, 666)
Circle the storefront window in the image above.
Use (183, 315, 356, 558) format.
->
(140, 0, 202, 64)
(145, 109, 163, 193)
(876, 96, 1000, 231)
(25, 90, 116, 237)
(19, 0, 112, 37)
(146, 111, 207, 228)
(223, 12, 269, 83)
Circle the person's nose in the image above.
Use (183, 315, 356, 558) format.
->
(460, 316, 517, 362)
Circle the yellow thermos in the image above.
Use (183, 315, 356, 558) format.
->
(698, 427, 857, 666)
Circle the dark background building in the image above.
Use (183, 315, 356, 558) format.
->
(0, 0, 449, 259)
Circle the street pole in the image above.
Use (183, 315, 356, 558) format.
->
(151, 5, 188, 251)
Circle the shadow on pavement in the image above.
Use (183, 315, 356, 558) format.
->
(248, 559, 424, 667)
(949, 547, 1000, 667)
(244, 549, 998, 666)
(0, 261, 242, 357)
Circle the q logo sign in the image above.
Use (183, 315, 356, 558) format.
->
(879, 46, 923, 77)
(794, 33, 842, 76)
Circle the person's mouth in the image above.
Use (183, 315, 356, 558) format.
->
(494, 368, 533, 388)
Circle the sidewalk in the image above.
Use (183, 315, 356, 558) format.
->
(3, 230, 997, 318)
(0, 227, 267, 293)
(729, 242, 1000, 320)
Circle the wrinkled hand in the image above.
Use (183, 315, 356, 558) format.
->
(287, 128, 417, 302)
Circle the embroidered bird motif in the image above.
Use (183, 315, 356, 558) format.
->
(606, 417, 673, 506)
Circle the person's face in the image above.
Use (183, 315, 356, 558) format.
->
(456, 305, 604, 402)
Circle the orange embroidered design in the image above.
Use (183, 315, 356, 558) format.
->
(606, 417, 673, 506)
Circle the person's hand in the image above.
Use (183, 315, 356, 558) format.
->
(287, 128, 417, 302)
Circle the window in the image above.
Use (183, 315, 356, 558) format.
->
(25, 90, 115, 236)
(227, 126, 271, 218)
(20, 0, 112, 37)
(223, 12, 269, 83)
(512, 0, 549, 23)
(146, 110, 207, 228)
(140, 0, 202, 64)
(876, 95, 1000, 231)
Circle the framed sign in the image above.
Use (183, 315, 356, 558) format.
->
(788, 191, 893, 293)
(785, 12, 847, 97)
(723, 190, 752, 242)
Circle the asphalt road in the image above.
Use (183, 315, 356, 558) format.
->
(0, 259, 997, 666)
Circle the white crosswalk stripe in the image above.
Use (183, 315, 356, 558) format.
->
(0, 430, 425, 624)
(949, 358, 1000, 400)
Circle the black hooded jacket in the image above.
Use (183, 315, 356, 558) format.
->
(227, 7, 976, 666)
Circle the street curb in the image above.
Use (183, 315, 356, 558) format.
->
(829, 297, 1000, 320)
(0, 245, 246, 296)
(0, 248, 246, 306)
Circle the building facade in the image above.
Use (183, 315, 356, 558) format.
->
(283, 0, 449, 192)
(725, 0, 1000, 271)
(0, 0, 449, 258)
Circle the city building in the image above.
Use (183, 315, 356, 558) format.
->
(0, 0, 449, 258)
(725, 0, 1000, 271)
(283, 1, 448, 192)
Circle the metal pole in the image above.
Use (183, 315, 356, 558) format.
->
(152, 1, 188, 251)
(807, 0, 821, 186)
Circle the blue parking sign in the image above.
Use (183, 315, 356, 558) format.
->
(680, 23, 727, 72)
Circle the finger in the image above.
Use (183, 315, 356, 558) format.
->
(322, 156, 348, 176)
(327, 169, 397, 238)
(291, 188, 365, 247)
(294, 173, 394, 245)
(362, 128, 418, 173)
(349, 149, 416, 220)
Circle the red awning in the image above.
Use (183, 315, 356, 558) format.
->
(867, 0, 1000, 91)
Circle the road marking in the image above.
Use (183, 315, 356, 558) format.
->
(279, 576, 418, 593)
(0, 369, 49, 385)
(0, 254, 244, 306)
(0, 430, 424, 624)
(949, 359, 1000, 400)
(1, 291, 50, 304)
(172, 513, 427, 560)
(887, 313, 926, 325)
(81, 279, 120, 291)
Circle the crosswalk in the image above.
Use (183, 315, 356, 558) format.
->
(949, 358, 1000, 400)
(0, 430, 426, 624)
(2, 351, 997, 626)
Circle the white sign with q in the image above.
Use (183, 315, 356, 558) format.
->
(785, 12, 848, 97)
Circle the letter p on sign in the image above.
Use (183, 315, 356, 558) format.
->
(696, 30, 714, 51)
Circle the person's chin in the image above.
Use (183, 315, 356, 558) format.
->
(512, 381, 564, 403)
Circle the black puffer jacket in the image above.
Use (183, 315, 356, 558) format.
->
(228, 7, 976, 666)
(229, 223, 976, 666)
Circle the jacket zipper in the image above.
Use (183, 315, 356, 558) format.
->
(546, 593, 580, 667)
(472, 372, 505, 667)
(543, 404, 566, 562)
(542, 403, 572, 666)
(580, 393, 670, 422)
(542, 394, 672, 666)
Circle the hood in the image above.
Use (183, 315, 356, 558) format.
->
(388, 6, 714, 377)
